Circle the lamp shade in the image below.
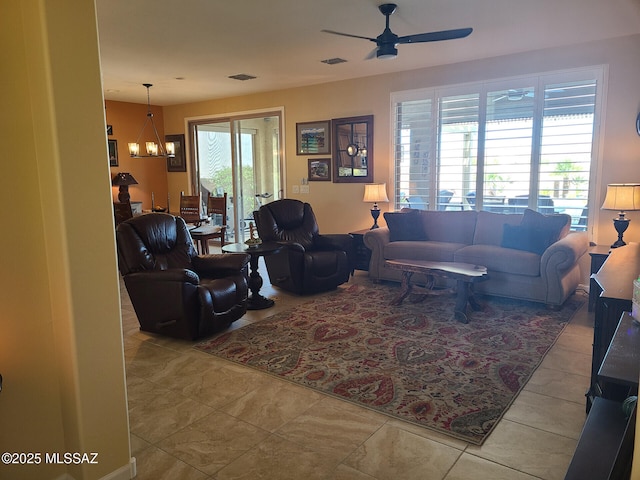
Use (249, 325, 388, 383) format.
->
(363, 183, 389, 203)
(601, 184, 640, 211)
(111, 172, 138, 186)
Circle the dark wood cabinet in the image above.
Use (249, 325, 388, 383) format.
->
(588, 243, 640, 409)
(567, 244, 640, 479)
(566, 312, 639, 480)
(350, 229, 372, 271)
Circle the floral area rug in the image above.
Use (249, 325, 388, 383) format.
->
(195, 282, 582, 445)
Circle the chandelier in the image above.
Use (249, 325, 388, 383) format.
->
(128, 84, 175, 158)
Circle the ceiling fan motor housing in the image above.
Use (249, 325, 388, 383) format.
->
(377, 44, 398, 59)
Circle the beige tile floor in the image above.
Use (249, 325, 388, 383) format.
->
(121, 259, 592, 480)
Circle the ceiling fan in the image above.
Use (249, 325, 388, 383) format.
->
(322, 3, 472, 60)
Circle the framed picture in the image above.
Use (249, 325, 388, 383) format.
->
(165, 134, 186, 172)
(308, 158, 331, 181)
(108, 139, 118, 167)
(332, 115, 373, 183)
(106, 124, 113, 136)
(296, 120, 331, 155)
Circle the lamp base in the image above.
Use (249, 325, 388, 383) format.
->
(611, 217, 630, 248)
(118, 186, 131, 204)
(370, 208, 381, 229)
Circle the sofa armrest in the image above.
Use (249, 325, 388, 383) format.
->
(541, 232, 589, 273)
(541, 231, 589, 305)
(363, 227, 391, 280)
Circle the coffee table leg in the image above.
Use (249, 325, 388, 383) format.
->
(453, 280, 470, 324)
(390, 271, 414, 305)
(247, 254, 274, 310)
(468, 287, 482, 311)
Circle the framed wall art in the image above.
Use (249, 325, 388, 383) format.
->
(165, 134, 186, 172)
(108, 139, 118, 167)
(308, 158, 331, 181)
(296, 120, 331, 155)
(332, 115, 373, 183)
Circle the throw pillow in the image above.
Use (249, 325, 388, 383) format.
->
(501, 209, 568, 255)
(384, 211, 427, 242)
(501, 224, 548, 255)
(521, 208, 568, 244)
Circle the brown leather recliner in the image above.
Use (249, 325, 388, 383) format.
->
(253, 199, 354, 295)
(116, 213, 250, 340)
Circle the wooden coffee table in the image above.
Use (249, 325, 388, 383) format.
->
(385, 259, 488, 323)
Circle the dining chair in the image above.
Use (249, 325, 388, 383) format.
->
(190, 193, 228, 253)
(179, 191, 203, 226)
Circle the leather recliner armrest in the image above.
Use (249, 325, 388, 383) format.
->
(313, 233, 352, 251)
(192, 253, 250, 277)
(274, 241, 305, 252)
(125, 268, 200, 284)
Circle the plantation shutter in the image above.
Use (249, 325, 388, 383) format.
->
(393, 97, 434, 210)
(391, 67, 602, 230)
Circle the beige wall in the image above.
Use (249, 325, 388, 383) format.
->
(1, 1, 131, 479)
(164, 34, 640, 244)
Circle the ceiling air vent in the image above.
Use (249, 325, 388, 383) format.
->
(321, 58, 347, 65)
(228, 74, 257, 81)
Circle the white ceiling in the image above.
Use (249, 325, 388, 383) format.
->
(96, 0, 640, 106)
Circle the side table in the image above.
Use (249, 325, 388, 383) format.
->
(349, 229, 372, 271)
(222, 241, 282, 310)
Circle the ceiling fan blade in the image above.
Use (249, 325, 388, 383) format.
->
(321, 29, 377, 42)
(398, 27, 473, 44)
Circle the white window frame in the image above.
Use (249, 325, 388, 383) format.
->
(390, 66, 606, 233)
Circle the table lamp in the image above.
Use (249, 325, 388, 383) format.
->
(363, 183, 389, 229)
(601, 183, 640, 248)
(112, 172, 139, 203)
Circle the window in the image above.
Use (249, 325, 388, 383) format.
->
(392, 67, 604, 230)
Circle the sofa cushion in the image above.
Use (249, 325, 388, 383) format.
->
(454, 244, 541, 277)
(384, 210, 427, 241)
(473, 211, 523, 246)
(385, 241, 466, 262)
(418, 210, 478, 244)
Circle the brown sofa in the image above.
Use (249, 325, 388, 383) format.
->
(363, 208, 589, 307)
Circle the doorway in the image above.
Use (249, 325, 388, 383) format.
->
(189, 111, 283, 243)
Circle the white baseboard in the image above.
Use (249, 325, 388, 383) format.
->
(99, 457, 136, 480)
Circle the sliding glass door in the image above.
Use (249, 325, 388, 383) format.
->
(190, 111, 283, 243)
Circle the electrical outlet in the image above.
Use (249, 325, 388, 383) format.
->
(292, 185, 300, 194)
(300, 185, 310, 194)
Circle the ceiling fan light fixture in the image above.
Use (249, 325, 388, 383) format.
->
(377, 45, 397, 59)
